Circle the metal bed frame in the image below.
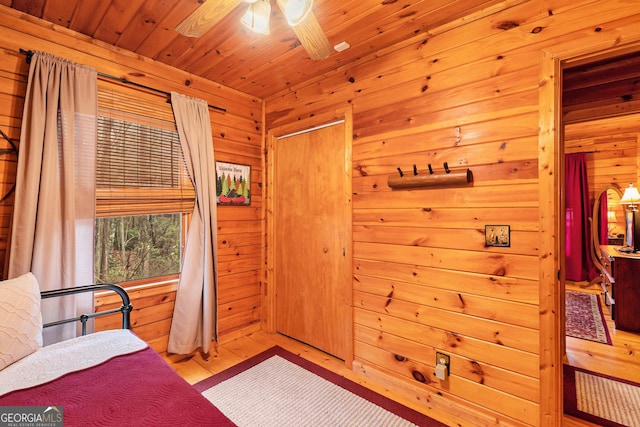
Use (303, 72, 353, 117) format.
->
(40, 284, 132, 335)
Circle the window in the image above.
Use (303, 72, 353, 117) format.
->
(94, 81, 194, 286)
(95, 214, 181, 283)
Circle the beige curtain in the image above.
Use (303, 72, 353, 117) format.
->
(168, 92, 218, 354)
(7, 51, 97, 345)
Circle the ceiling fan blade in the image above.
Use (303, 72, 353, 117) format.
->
(276, 2, 332, 60)
(176, 0, 244, 38)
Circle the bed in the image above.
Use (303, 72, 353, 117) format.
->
(0, 273, 234, 426)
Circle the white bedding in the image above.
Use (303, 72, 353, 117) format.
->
(0, 329, 147, 396)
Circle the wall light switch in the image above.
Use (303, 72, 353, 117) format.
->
(485, 225, 510, 247)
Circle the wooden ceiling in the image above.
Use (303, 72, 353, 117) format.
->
(563, 51, 640, 123)
(1, 0, 505, 99)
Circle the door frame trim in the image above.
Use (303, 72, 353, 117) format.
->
(264, 106, 354, 366)
(539, 40, 640, 425)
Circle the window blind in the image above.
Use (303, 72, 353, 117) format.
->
(96, 79, 194, 216)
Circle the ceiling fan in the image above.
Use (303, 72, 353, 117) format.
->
(176, 0, 333, 60)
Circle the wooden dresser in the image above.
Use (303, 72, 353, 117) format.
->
(599, 245, 640, 333)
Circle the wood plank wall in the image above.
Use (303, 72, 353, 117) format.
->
(94, 281, 178, 352)
(565, 114, 640, 238)
(264, 0, 640, 425)
(0, 6, 264, 352)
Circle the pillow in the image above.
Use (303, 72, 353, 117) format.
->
(0, 272, 43, 370)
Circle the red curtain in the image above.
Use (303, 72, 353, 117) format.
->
(565, 153, 598, 281)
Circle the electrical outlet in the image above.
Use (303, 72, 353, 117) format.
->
(436, 352, 450, 374)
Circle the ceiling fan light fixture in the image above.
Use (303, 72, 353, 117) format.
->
(282, 0, 313, 26)
(241, 0, 271, 35)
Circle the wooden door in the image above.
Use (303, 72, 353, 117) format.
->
(274, 122, 350, 360)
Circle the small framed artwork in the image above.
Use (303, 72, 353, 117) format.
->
(215, 161, 251, 206)
(485, 225, 510, 247)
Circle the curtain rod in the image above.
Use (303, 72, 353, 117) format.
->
(19, 49, 227, 113)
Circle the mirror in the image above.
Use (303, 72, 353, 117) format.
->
(591, 187, 624, 273)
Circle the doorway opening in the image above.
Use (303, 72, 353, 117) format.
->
(561, 50, 640, 420)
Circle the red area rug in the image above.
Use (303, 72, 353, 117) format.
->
(564, 364, 640, 426)
(565, 290, 612, 345)
(194, 346, 446, 426)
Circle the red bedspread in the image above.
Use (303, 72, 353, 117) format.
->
(0, 347, 235, 427)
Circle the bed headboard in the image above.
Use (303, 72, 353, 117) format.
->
(40, 284, 132, 335)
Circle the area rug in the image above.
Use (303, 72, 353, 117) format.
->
(565, 290, 612, 345)
(564, 364, 640, 426)
(194, 346, 445, 427)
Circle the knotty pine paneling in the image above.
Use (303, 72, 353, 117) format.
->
(355, 258, 539, 305)
(95, 285, 175, 332)
(565, 114, 640, 239)
(264, 0, 640, 425)
(565, 115, 640, 194)
(353, 274, 538, 329)
(93, 282, 177, 353)
(0, 11, 263, 347)
(353, 339, 539, 425)
(563, 51, 640, 125)
(354, 325, 540, 402)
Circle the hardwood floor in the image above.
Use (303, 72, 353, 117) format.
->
(159, 331, 352, 387)
(565, 281, 640, 382)
(563, 281, 640, 426)
(159, 289, 640, 427)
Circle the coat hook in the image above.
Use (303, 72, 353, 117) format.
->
(444, 162, 450, 173)
(455, 126, 462, 146)
(413, 164, 418, 175)
(397, 167, 404, 177)
(428, 163, 434, 174)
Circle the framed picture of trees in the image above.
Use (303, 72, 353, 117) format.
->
(215, 161, 251, 206)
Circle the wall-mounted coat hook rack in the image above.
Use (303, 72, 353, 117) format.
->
(388, 164, 472, 190)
